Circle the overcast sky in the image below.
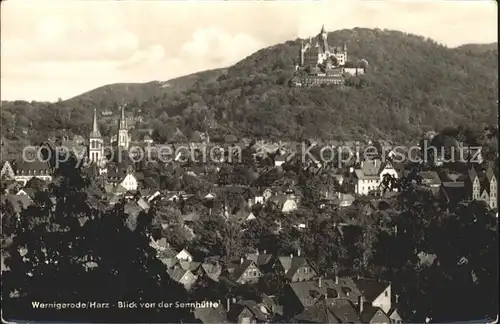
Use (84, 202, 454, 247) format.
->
(1, 0, 497, 102)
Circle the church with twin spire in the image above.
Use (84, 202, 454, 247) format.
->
(88, 104, 130, 166)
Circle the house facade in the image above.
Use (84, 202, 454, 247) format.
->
(226, 260, 263, 285)
(354, 160, 398, 196)
(2, 160, 53, 186)
(355, 278, 392, 314)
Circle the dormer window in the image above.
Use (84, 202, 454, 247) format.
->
(327, 288, 338, 298)
(309, 290, 320, 298)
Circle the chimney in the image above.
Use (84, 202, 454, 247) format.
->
(297, 248, 301, 257)
(335, 276, 339, 284)
(318, 277, 322, 288)
(240, 257, 244, 264)
(263, 249, 267, 254)
(358, 296, 364, 314)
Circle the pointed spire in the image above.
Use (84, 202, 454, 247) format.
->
(90, 108, 102, 138)
(119, 104, 127, 129)
(321, 24, 326, 34)
(93, 108, 98, 132)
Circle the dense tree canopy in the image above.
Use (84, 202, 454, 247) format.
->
(1, 153, 194, 323)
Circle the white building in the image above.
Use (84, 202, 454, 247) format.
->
(88, 108, 104, 165)
(354, 159, 398, 195)
(120, 173, 138, 191)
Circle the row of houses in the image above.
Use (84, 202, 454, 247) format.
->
(148, 239, 403, 324)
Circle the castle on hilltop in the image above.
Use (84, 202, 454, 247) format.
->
(300, 25, 348, 68)
(291, 25, 367, 87)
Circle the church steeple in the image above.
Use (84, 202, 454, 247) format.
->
(90, 108, 102, 138)
(319, 24, 328, 52)
(117, 104, 129, 150)
(89, 108, 104, 165)
(119, 104, 127, 130)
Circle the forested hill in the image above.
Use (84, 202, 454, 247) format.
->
(64, 68, 227, 105)
(1, 28, 498, 144)
(455, 42, 498, 54)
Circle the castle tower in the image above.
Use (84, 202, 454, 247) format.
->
(89, 108, 104, 164)
(117, 104, 129, 150)
(343, 43, 348, 62)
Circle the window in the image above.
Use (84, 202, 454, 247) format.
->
(385, 291, 388, 297)
(241, 317, 251, 324)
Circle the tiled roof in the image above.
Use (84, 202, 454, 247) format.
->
(2, 194, 33, 213)
(361, 160, 382, 176)
(194, 304, 227, 323)
(293, 304, 337, 323)
(354, 278, 390, 302)
(239, 300, 270, 321)
(441, 182, 467, 205)
(137, 198, 150, 211)
(245, 253, 274, 267)
(12, 160, 52, 174)
(159, 257, 178, 268)
(200, 262, 222, 281)
(354, 169, 379, 180)
(486, 166, 496, 182)
(360, 304, 385, 323)
(277, 256, 314, 280)
(168, 267, 192, 283)
(442, 181, 465, 188)
(227, 259, 256, 281)
(293, 299, 360, 323)
(328, 299, 361, 323)
(288, 278, 363, 308)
